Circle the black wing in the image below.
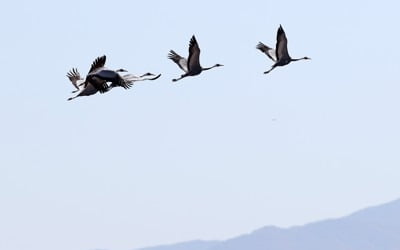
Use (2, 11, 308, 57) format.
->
(276, 25, 290, 61)
(187, 35, 201, 72)
(88, 55, 106, 74)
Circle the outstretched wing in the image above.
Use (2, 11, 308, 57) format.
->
(88, 55, 106, 74)
(168, 50, 188, 73)
(256, 42, 277, 62)
(187, 35, 201, 72)
(276, 25, 290, 61)
(66, 68, 83, 90)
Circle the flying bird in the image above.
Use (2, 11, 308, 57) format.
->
(168, 35, 223, 82)
(257, 25, 310, 74)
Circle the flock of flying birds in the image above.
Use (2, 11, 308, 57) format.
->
(66, 25, 311, 101)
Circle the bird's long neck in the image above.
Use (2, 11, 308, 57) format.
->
(202, 65, 219, 71)
(290, 57, 309, 62)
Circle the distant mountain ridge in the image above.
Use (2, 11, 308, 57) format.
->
(139, 198, 400, 250)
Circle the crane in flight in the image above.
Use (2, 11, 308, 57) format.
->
(168, 35, 223, 82)
(257, 25, 310, 74)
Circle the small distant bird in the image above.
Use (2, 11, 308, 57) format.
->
(257, 25, 310, 74)
(66, 68, 98, 101)
(168, 35, 223, 82)
(85, 55, 132, 92)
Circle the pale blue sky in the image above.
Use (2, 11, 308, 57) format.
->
(1, 1, 400, 250)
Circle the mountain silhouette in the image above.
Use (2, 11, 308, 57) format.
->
(139, 199, 400, 250)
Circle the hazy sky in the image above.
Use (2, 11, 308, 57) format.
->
(1, 1, 400, 250)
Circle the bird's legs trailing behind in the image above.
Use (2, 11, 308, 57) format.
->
(172, 74, 188, 82)
(264, 65, 277, 74)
